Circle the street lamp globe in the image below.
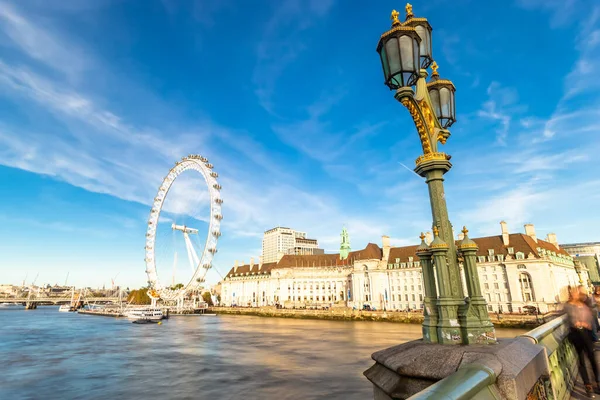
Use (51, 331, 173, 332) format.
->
(376, 9, 421, 90)
(403, 4, 433, 69)
(427, 62, 456, 128)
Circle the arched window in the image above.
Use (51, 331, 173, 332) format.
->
(519, 272, 535, 302)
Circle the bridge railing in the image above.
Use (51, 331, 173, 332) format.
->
(406, 314, 576, 400)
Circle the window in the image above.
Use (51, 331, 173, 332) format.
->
(519, 272, 535, 302)
(411, 285, 414, 291)
(493, 274, 498, 281)
(395, 258, 400, 263)
(405, 294, 409, 301)
(418, 285, 421, 291)
(516, 252, 525, 260)
(404, 286, 408, 291)
(496, 293, 501, 302)
(409, 257, 413, 262)
(508, 247, 514, 254)
(484, 283, 489, 290)
(494, 283, 499, 289)
(486, 293, 491, 302)
(497, 255, 504, 262)
(478, 256, 486, 263)
(412, 294, 416, 301)
(483, 275, 488, 281)
(488, 249, 494, 256)
(401, 263, 406, 268)
(488, 305, 493, 311)
(419, 294, 423, 301)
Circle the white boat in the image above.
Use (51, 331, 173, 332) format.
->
(58, 287, 80, 312)
(124, 307, 163, 321)
(0, 303, 21, 307)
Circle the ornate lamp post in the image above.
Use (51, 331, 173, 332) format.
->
(376, 4, 495, 344)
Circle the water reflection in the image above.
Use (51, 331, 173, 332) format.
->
(0, 307, 526, 400)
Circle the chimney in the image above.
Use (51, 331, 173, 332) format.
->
(250, 257, 254, 270)
(457, 233, 465, 241)
(546, 233, 559, 249)
(382, 235, 391, 263)
(524, 224, 537, 243)
(234, 260, 238, 273)
(500, 221, 509, 246)
(425, 231, 432, 245)
(258, 256, 263, 270)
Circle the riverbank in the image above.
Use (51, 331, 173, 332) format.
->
(208, 306, 559, 328)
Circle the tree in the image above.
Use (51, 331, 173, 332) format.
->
(202, 291, 213, 306)
(127, 288, 151, 305)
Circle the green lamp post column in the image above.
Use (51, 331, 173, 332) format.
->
(416, 232, 438, 343)
(457, 227, 496, 344)
(430, 227, 463, 344)
(376, 4, 494, 344)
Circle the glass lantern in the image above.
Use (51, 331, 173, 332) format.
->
(377, 14, 421, 90)
(403, 17, 433, 69)
(427, 69, 456, 128)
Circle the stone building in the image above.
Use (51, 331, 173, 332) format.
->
(261, 227, 323, 263)
(221, 223, 588, 314)
(560, 242, 600, 284)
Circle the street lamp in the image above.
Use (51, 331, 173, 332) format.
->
(376, 4, 495, 345)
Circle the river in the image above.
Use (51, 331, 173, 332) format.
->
(0, 306, 527, 400)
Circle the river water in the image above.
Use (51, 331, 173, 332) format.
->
(0, 306, 526, 400)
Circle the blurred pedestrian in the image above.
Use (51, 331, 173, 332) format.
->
(585, 287, 600, 342)
(565, 285, 600, 397)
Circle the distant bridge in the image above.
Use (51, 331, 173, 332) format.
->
(1, 297, 121, 304)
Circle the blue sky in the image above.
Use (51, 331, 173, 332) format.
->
(0, 0, 598, 289)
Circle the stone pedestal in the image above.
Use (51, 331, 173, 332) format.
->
(364, 338, 549, 399)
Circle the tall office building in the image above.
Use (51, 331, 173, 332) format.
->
(262, 227, 323, 263)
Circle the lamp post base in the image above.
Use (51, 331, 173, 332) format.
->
(459, 297, 497, 344)
(436, 297, 464, 345)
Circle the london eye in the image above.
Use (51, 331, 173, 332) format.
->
(144, 155, 222, 304)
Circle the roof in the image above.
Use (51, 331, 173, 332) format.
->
(386, 233, 569, 262)
(224, 234, 571, 279)
(224, 243, 382, 278)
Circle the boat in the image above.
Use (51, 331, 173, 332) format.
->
(0, 303, 21, 308)
(124, 307, 163, 322)
(58, 287, 80, 312)
(58, 304, 76, 312)
(132, 319, 161, 324)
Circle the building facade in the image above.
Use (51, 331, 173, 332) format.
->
(222, 223, 589, 314)
(561, 242, 600, 284)
(261, 227, 322, 263)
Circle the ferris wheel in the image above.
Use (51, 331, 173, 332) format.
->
(144, 154, 222, 302)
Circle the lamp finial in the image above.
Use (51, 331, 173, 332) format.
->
(405, 3, 414, 19)
(391, 9, 400, 25)
(419, 232, 426, 241)
(462, 226, 469, 236)
(431, 61, 439, 77)
(433, 226, 439, 237)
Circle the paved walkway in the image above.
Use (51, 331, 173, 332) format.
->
(571, 342, 600, 399)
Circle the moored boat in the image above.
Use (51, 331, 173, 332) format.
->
(124, 307, 163, 322)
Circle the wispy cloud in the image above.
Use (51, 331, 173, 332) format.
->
(252, 0, 334, 114)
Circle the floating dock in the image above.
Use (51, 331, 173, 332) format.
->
(78, 309, 123, 318)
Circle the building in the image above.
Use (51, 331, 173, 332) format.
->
(222, 223, 588, 314)
(261, 227, 323, 263)
(561, 242, 600, 284)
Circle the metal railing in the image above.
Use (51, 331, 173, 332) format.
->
(407, 314, 575, 400)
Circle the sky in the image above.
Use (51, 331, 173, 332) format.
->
(0, 0, 598, 290)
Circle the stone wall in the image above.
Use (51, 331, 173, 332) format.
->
(209, 306, 559, 328)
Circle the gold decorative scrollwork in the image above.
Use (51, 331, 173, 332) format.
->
(401, 98, 432, 154)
